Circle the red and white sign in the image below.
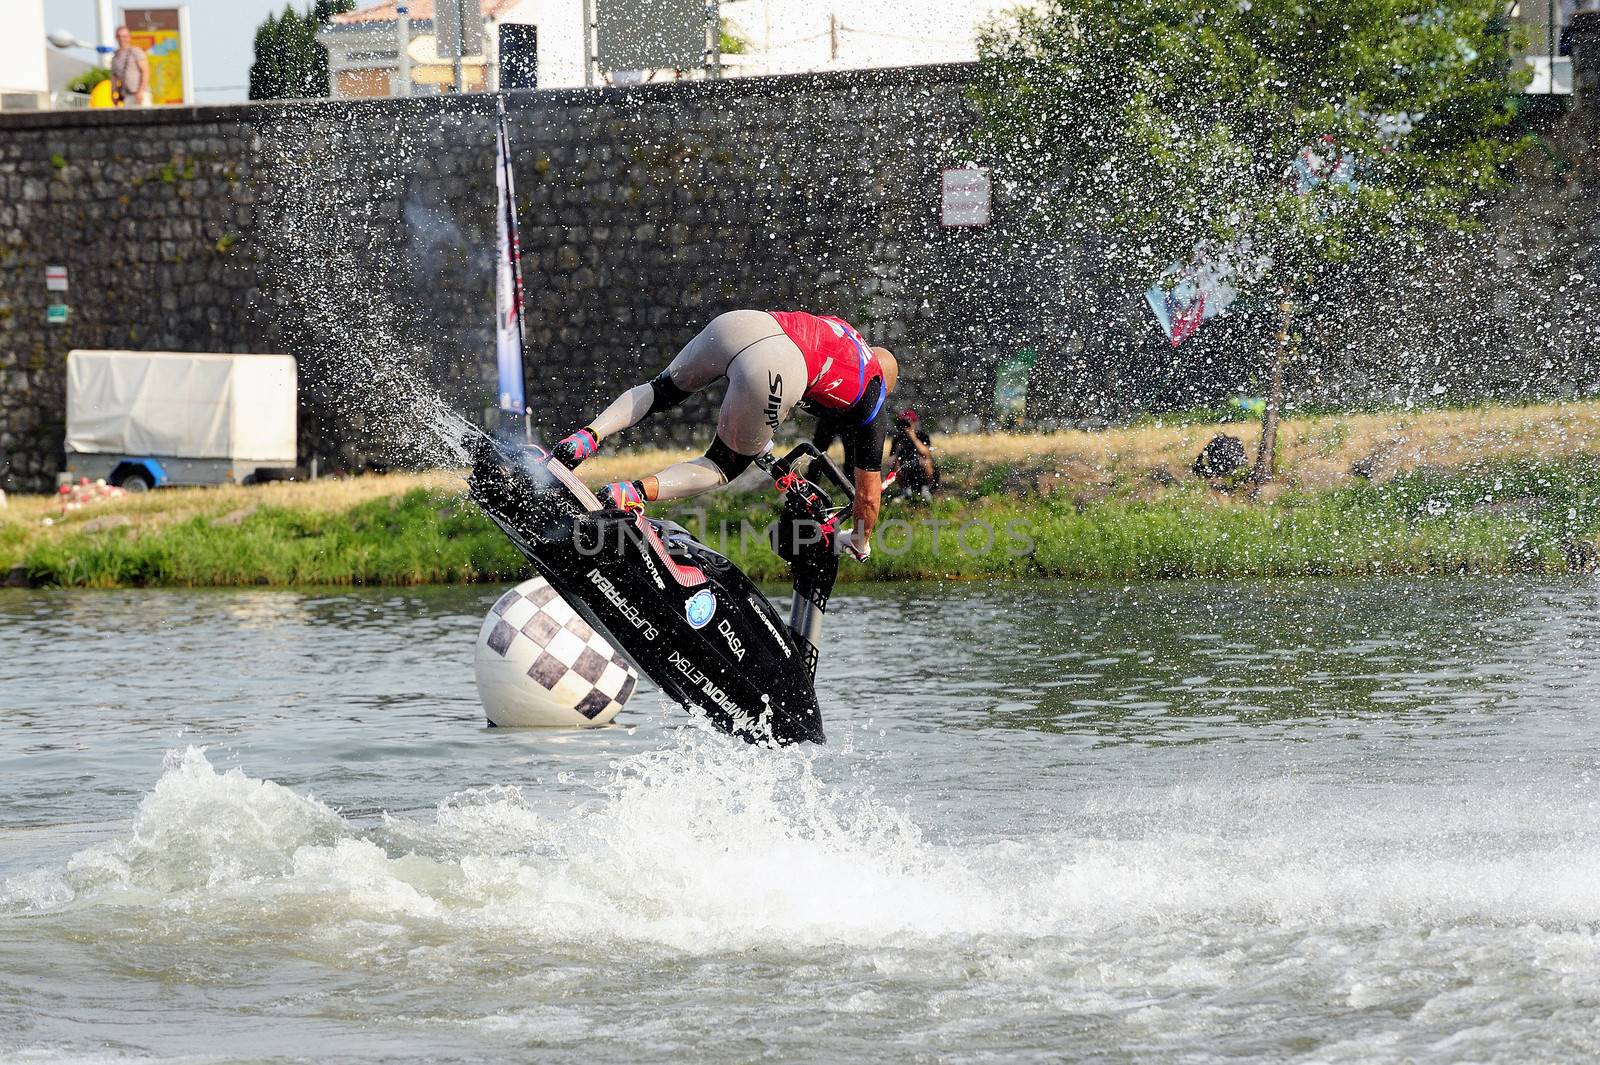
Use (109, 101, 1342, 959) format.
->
(45, 266, 68, 292)
(941, 168, 992, 227)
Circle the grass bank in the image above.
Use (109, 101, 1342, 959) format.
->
(4, 401, 1599, 588)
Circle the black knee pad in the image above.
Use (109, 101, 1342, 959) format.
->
(705, 436, 755, 482)
(647, 370, 691, 415)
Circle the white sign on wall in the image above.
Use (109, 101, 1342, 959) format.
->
(941, 167, 992, 227)
(45, 265, 68, 291)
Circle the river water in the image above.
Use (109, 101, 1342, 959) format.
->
(3, 578, 1599, 1063)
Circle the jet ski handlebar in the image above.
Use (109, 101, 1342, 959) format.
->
(755, 442, 855, 514)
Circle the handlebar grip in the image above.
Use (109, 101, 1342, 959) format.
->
(780, 442, 855, 504)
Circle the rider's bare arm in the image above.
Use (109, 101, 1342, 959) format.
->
(853, 469, 882, 545)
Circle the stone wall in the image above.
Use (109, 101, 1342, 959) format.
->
(1, 46, 1597, 492)
(1, 65, 1030, 491)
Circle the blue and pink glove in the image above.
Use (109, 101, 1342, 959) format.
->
(599, 480, 646, 511)
(552, 427, 600, 469)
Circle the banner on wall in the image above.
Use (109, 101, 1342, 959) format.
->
(124, 7, 193, 106)
(1144, 239, 1270, 347)
(1146, 137, 1355, 346)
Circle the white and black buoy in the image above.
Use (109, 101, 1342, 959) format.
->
(474, 576, 640, 727)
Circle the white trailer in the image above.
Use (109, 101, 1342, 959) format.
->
(64, 350, 300, 491)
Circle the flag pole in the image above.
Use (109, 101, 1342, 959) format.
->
(495, 93, 532, 444)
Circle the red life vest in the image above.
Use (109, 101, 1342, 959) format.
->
(768, 311, 883, 413)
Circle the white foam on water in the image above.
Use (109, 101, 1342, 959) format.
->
(8, 742, 1600, 1061)
(9, 743, 1600, 948)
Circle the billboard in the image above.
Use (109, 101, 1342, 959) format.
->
(595, 0, 711, 73)
(124, 7, 192, 105)
(499, 23, 538, 90)
(1, 0, 47, 97)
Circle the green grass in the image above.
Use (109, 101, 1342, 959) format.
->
(6, 458, 1598, 589)
(12, 492, 525, 589)
(657, 458, 1600, 582)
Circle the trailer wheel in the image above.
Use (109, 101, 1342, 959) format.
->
(117, 470, 154, 493)
(248, 466, 304, 485)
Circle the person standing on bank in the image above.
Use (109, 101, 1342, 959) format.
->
(552, 309, 899, 562)
(109, 26, 151, 107)
(887, 409, 939, 503)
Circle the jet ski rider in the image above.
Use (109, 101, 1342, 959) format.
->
(551, 309, 899, 562)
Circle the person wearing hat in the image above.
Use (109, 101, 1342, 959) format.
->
(887, 409, 938, 503)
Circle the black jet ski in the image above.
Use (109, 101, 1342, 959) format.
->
(467, 436, 852, 746)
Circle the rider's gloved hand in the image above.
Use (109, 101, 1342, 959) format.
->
(599, 480, 646, 511)
(834, 525, 871, 562)
(552, 427, 600, 469)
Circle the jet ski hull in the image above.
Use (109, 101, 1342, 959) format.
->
(468, 440, 826, 745)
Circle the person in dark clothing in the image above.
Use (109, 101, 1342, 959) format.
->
(886, 409, 938, 502)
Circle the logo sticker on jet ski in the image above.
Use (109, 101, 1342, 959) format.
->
(748, 596, 793, 658)
(588, 568, 659, 641)
(717, 618, 746, 661)
(685, 589, 717, 629)
(668, 650, 744, 719)
(633, 532, 666, 590)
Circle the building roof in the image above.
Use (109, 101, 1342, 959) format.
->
(332, 0, 520, 24)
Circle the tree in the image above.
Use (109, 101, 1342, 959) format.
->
(247, 12, 282, 100)
(973, 0, 1528, 481)
(248, 0, 354, 100)
(309, 0, 356, 92)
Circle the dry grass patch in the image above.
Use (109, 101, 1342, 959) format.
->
(578, 448, 700, 486)
(2, 470, 464, 541)
(935, 400, 1600, 492)
(4, 398, 1595, 538)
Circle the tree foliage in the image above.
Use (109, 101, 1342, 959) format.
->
(66, 67, 111, 94)
(972, 0, 1530, 285)
(248, 0, 355, 101)
(720, 17, 752, 56)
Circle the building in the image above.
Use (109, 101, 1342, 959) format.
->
(1, 0, 49, 111)
(318, 0, 1028, 98)
(718, 0, 1026, 76)
(319, 0, 586, 98)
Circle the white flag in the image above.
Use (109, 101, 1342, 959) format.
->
(495, 98, 527, 416)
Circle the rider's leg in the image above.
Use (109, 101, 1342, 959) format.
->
(644, 330, 807, 502)
(586, 310, 786, 440)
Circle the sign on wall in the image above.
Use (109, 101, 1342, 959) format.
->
(941, 167, 992, 227)
(45, 266, 68, 292)
(124, 7, 193, 106)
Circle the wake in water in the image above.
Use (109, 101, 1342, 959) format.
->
(2, 739, 970, 954)
(9, 737, 1600, 1062)
(11, 738, 1600, 951)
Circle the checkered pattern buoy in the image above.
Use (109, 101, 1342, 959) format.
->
(474, 576, 640, 727)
